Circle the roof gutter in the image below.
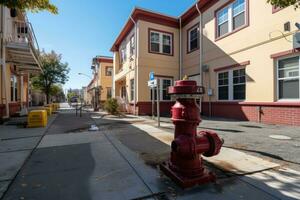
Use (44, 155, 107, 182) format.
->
(196, 2, 203, 114)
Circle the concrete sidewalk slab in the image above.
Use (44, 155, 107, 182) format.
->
(3, 142, 152, 200)
(0, 150, 31, 181)
(0, 181, 9, 198)
(132, 124, 280, 175)
(38, 132, 107, 148)
(241, 168, 300, 200)
(0, 137, 40, 153)
(205, 148, 280, 175)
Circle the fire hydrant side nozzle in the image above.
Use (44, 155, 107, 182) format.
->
(160, 80, 223, 188)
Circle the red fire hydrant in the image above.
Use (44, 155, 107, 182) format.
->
(160, 80, 223, 188)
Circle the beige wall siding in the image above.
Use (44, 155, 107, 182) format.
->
(99, 61, 113, 101)
(182, 0, 299, 102)
(137, 21, 180, 101)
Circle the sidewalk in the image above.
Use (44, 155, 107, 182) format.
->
(1, 108, 299, 199)
(0, 114, 57, 199)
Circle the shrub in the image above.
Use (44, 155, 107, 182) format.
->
(104, 98, 119, 115)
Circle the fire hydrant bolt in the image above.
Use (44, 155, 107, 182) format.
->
(160, 80, 223, 188)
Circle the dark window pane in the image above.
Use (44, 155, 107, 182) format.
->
(279, 56, 299, 69)
(151, 43, 159, 52)
(150, 88, 157, 101)
(130, 79, 134, 101)
(163, 45, 171, 54)
(233, 12, 245, 30)
(279, 79, 299, 99)
(190, 39, 198, 51)
(162, 79, 171, 100)
(218, 86, 229, 100)
(234, 84, 246, 100)
(218, 22, 228, 37)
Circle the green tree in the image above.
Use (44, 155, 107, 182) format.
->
(267, 0, 300, 8)
(32, 51, 69, 104)
(0, 0, 58, 14)
(67, 91, 76, 102)
(49, 84, 65, 102)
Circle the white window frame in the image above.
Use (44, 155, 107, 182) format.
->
(10, 75, 18, 102)
(217, 68, 246, 101)
(149, 30, 172, 55)
(150, 78, 173, 101)
(276, 55, 300, 101)
(130, 35, 135, 57)
(188, 25, 199, 52)
(216, 0, 246, 38)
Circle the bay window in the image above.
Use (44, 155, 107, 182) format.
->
(149, 29, 172, 55)
(217, 0, 246, 38)
(218, 68, 246, 100)
(277, 56, 300, 100)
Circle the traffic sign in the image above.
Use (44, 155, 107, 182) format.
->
(149, 71, 155, 81)
(148, 79, 157, 88)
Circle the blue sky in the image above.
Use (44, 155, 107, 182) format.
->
(28, 0, 196, 90)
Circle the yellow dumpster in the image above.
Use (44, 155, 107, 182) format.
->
(43, 107, 52, 116)
(27, 110, 48, 128)
(46, 104, 55, 112)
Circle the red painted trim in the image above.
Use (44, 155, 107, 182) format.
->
(111, 8, 179, 51)
(181, 0, 219, 27)
(209, 101, 300, 107)
(214, 60, 250, 72)
(186, 23, 200, 54)
(97, 58, 113, 63)
(148, 28, 174, 57)
(270, 48, 300, 59)
(214, 0, 250, 42)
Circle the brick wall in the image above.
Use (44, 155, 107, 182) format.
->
(127, 101, 174, 116)
(202, 102, 300, 126)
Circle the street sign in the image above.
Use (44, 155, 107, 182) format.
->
(148, 79, 157, 88)
(149, 71, 155, 81)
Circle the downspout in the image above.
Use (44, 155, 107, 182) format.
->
(179, 17, 182, 80)
(130, 16, 138, 115)
(196, 3, 203, 114)
(1, 6, 9, 118)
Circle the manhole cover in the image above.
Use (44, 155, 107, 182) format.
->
(269, 135, 291, 140)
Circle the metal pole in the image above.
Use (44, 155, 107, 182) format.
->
(156, 82, 160, 127)
(152, 88, 154, 120)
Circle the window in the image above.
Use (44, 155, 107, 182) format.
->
(218, 68, 246, 100)
(149, 29, 173, 55)
(277, 56, 300, 100)
(107, 87, 112, 99)
(130, 79, 134, 101)
(218, 72, 229, 100)
(130, 35, 135, 56)
(150, 78, 172, 101)
(120, 46, 126, 64)
(217, 0, 246, 38)
(105, 67, 113, 76)
(121, 86, 126, 99)
(10, 75, 18, 102)
(188, 25, 199, 52)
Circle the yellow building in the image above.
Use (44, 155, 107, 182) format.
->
(111, 1, 300, 126)
(87, 56, 113, 109)
(0, 6, 41, 121)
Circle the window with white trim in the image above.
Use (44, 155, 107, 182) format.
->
(150, 30, 172, 55)
(277, 56, 300, 100)
(130, 35, 135, 56)
(217, 0, 246, 38)
(105, 66, 113, 76)
(218, 68, 246, 100)
(130, 79, 134, 102)
(188, 26, 199, 52)
(106, 87, 112, 99)
(10, 75, 18, 102)
(120, 46, 126, 64)
(150, 78, 172, 101)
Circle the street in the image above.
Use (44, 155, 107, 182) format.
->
(0, 103, 299, 200)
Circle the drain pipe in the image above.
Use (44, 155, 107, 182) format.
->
(1, 6, 9, 118)
(179, 17, 182, 80)
(196, 3, 203, 114)
(130, 15, 138, 115)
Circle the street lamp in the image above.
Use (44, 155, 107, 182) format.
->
(78, 73, 92, 79)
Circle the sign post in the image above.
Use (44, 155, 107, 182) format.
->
(148, 72, 160, 127)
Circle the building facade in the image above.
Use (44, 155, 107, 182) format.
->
(111, 1, 300, 126)
(0, 6, 41, 120)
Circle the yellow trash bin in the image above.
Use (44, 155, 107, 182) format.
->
(43, 107, 52, 116)
(46, 104, 55, 112)
(28, 110, 48, 128)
